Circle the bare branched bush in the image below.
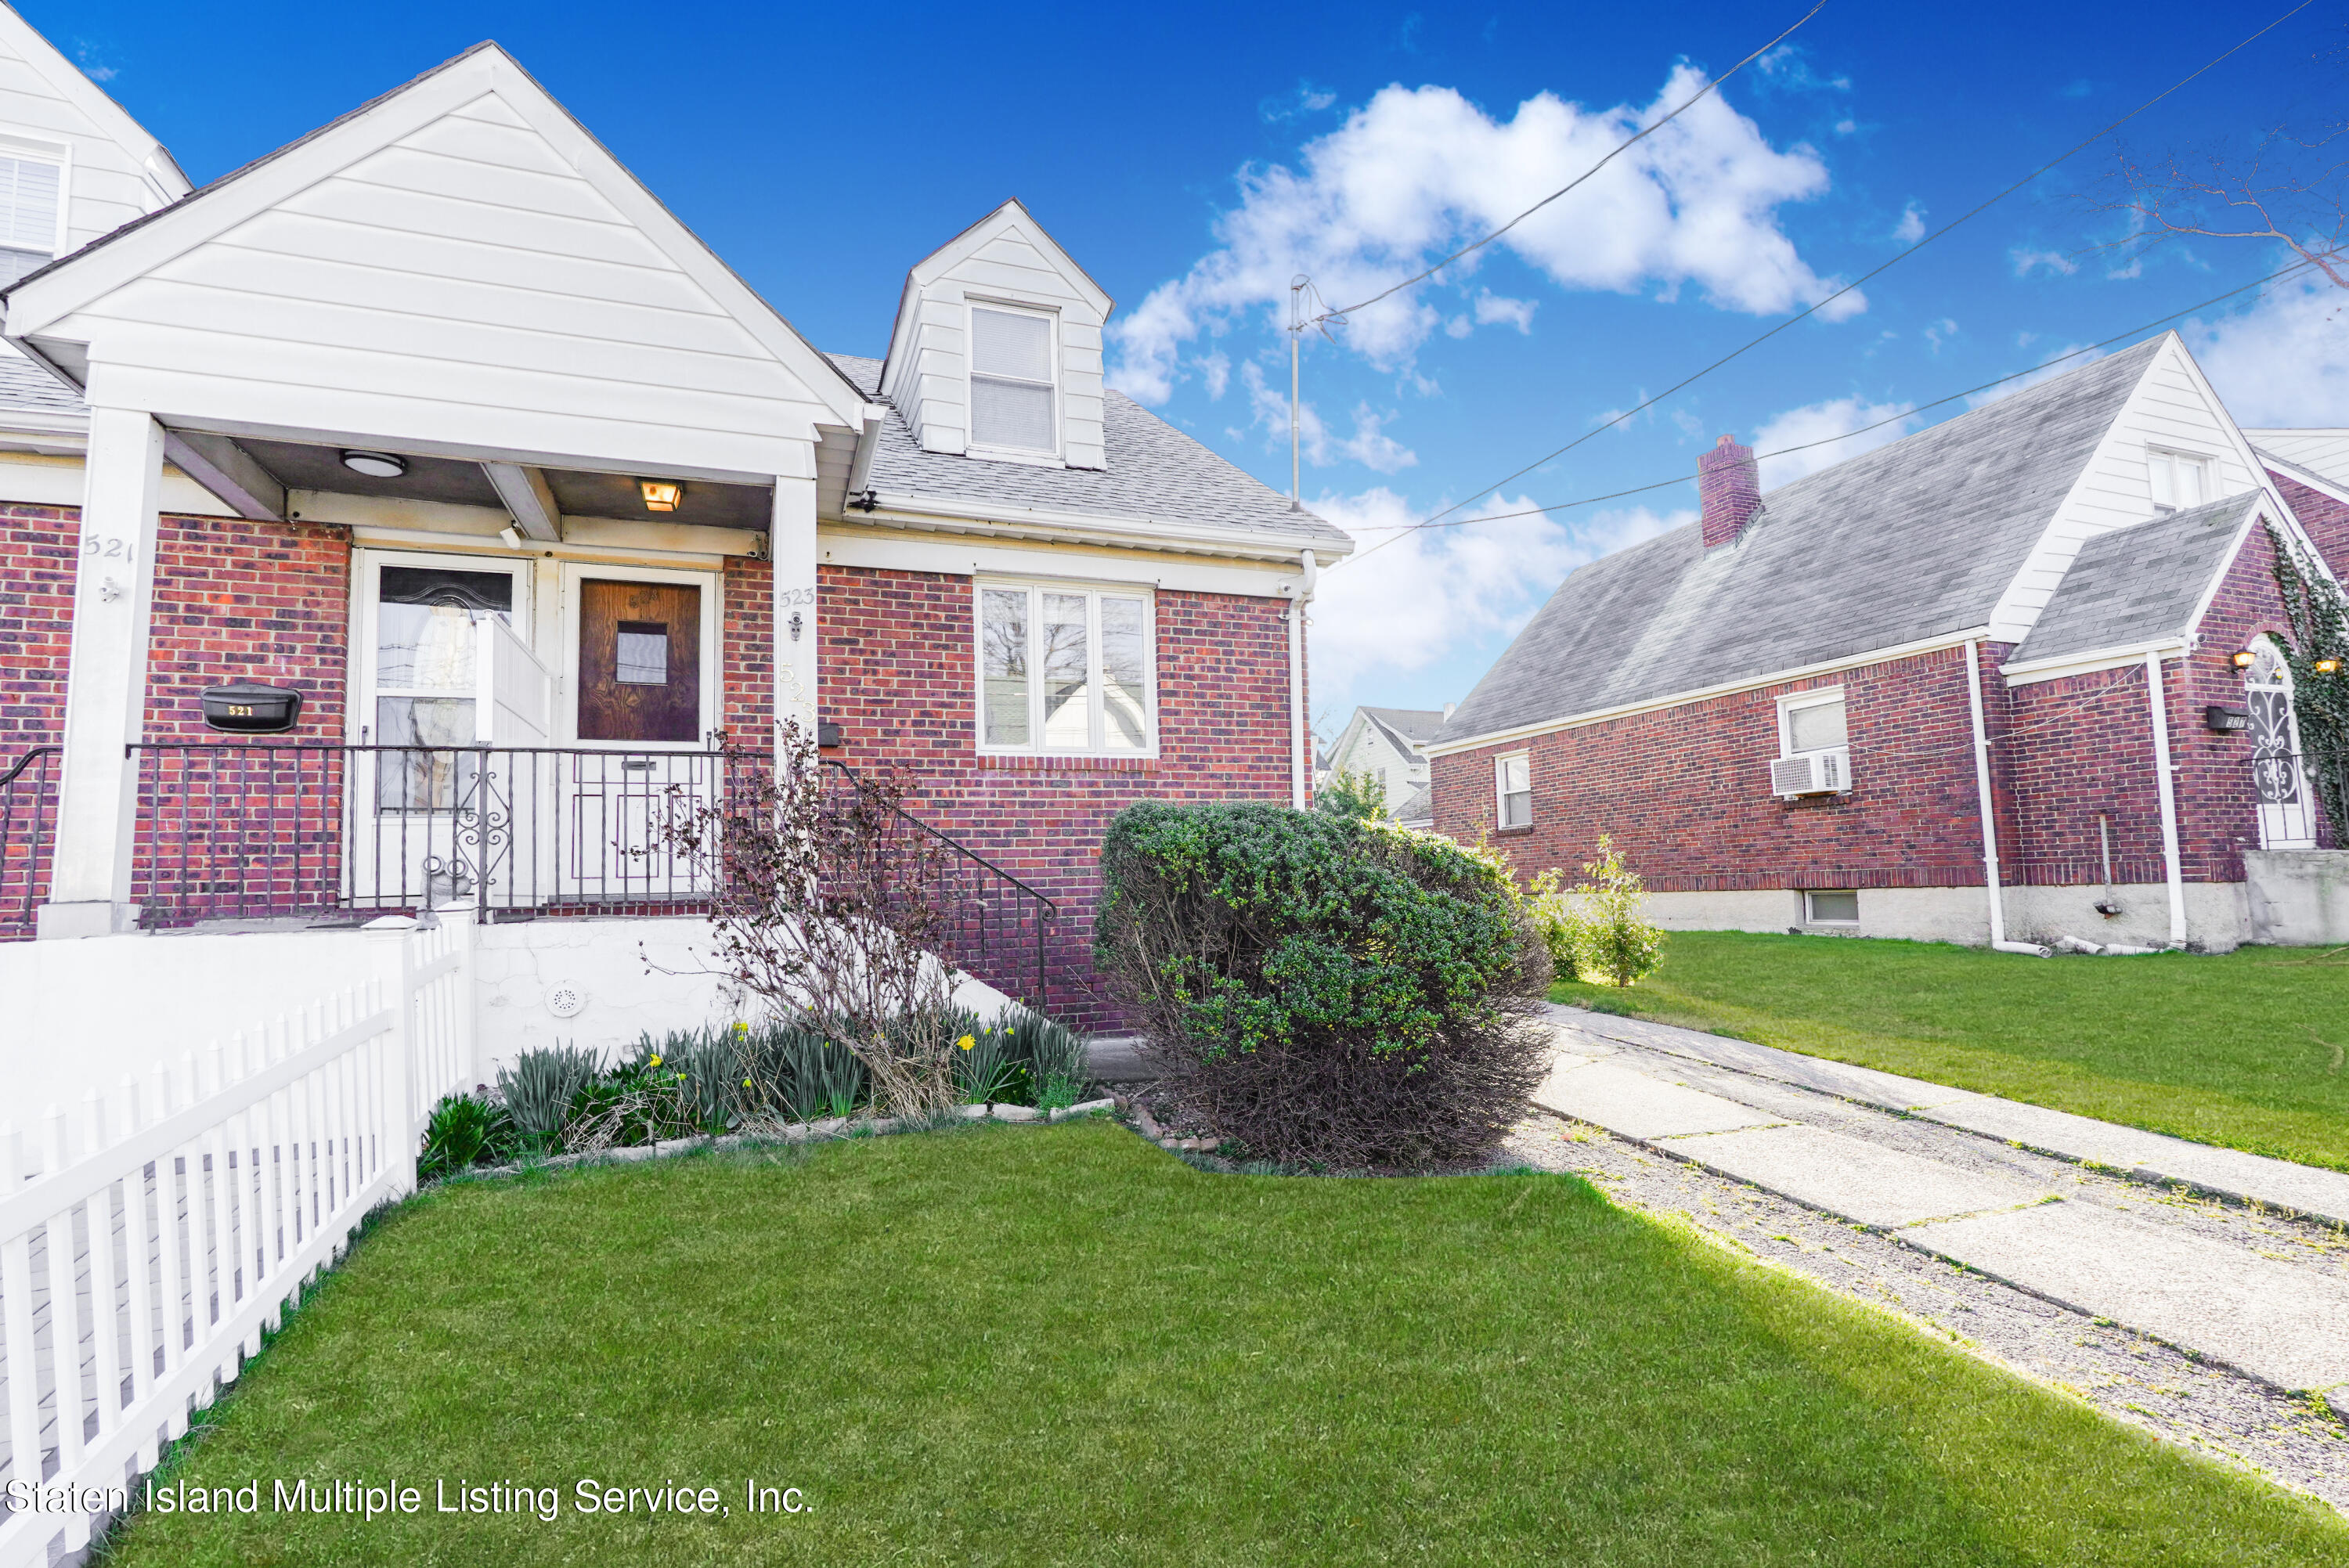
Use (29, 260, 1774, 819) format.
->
(662, 722, 964, 1115)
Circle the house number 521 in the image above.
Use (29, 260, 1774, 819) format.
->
(82, 536, 135, 564)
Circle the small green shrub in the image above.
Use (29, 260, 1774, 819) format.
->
(495, 1045, 603, 1148)
(418, 1093, 498, 1181)
(1538, 835, 1665, 989)
(1315, 767, 1388, 823)
(1095, 801, 1551, 1167)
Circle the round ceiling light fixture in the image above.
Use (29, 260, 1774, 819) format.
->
(340, 449, 408, 479)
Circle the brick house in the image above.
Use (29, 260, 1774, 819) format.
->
(0, 26, 1346, 1024)
(1428, 334, 2345, 952)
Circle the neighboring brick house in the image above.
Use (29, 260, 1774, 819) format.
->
(1429, 334, 2344, 952)
(0, 27, 1346, 1025)
(1324, 705, 1449, 827)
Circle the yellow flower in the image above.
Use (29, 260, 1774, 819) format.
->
(743, 1077, 753, 1088)
(958, 1035, 976, 1051)
(649, 1054, 662, 1067)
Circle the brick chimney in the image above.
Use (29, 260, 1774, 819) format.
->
(1698, 434, 1761, 549)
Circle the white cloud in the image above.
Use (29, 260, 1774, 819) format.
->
(2012, 247, 2079, 277)
(1338, 405, 1417, 473)
(1110, 67, 1856, 400)
(1308, 489, 1689, 705)
(1892, 202, 1925, 244)
(1200, 351, 1230, 400)
(1472, 290, 1538, 332)
(1750, 395, 1917, 487)
(1923, 316, 1957, 351)
(1232, 362, 1418, 473)
(2188, 273, 2349, 426)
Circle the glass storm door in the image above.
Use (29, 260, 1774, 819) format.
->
(569, 579, 709, 900)
(2247, 680, 2315, 849)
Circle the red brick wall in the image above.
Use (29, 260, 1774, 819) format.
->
(0, 502, 75, 755)
(815, 563, 1297, 1023)
(721, 553, 772, 746)
(142, 512, 352, 742)
(2271, 467, 2349, 579)
(1431, 644, 1989, 892)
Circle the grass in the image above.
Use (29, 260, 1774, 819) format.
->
(1553, 931, 2349, 1170)
(101, 1121, 2348, 1566)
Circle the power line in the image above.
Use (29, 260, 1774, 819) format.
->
(1397, 0, 2315, 535)
(1334, 258, 2316, 562)
(1305, 0, 1828, 328)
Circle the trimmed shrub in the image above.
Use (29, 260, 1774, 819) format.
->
(1538, 836, 1666, 989)
(1095, 802, 1553, 1168)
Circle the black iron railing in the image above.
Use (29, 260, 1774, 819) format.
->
(0, 745, 58, 937)
(0, 741, 1058, 1007)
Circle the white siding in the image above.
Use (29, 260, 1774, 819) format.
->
(1987, 336, 2267, 643)
(2244, 429, 2349, 492)
(0, 13, 182, 258)
(43, 92, 837, 479)
(879, 204, 1110, 467)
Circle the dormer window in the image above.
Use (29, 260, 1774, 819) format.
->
(969, 304, 1057, 457)
(0, 141, 64, 288)
(2149, 448, 2210, 516)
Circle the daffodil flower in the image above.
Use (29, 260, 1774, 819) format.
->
(649, 1054, 663, 1067)
(958, 1035, 976, 1051)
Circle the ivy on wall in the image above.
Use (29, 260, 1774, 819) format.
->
(2268, 523, 2349, 844)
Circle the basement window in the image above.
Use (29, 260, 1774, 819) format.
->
(978, 581, 1153, 755)
(1805, 889, 1860, 924)
(969, 305, 1058, 456)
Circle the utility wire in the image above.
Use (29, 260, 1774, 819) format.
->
(1389, 0, 2315, 537)
(1334, 258, 2315, 563)
(1306, 0, 1828, 327)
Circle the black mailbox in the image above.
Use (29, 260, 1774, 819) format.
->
(817, 719, 843, 748)
(200, 682, 303, 734)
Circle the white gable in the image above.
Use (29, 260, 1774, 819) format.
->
(5, 46, 864, 483)
(879, 200, 1111, 469)
(1986, 333, 2283, 643)
(0, 3, 186, 271)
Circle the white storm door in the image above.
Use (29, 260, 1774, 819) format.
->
(2246, 682, 2315, 849)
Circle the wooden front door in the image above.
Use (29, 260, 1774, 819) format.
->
(579, 579, 702, 743)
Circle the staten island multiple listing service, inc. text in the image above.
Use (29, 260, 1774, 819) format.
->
(6, 1476, 810, 1523)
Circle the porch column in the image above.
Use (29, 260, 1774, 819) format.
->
(771, 473, 818, 751)
(40, 406, 166, 938)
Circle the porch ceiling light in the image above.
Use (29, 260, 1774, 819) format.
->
(341, 449, 407, 479)
(639, 478, 683, 513)
(2231, 649, 2257, 669)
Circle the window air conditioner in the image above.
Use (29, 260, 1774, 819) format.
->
(1770, 748, 1851, 797)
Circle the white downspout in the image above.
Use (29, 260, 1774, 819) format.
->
(2145, 651, 2188, 948)
(1965, 638, 2047, 957)
(1289, 547, 1319, 808)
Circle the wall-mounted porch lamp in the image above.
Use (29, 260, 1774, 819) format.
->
(639, 479, 683, 513)
(2203, 705, 2250, 733)
(2317, 657, 2342, 675)
(341, 449, 406, 478)
(2231, 648, 2258, 669)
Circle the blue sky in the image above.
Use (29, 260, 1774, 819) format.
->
(45, 1, 2347, 731)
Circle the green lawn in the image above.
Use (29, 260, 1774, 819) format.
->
(102, 1122, 2346, 1566)
(1553, 931, 2349, 1170)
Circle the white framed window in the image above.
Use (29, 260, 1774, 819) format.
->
(2149, 448, 2211, 516)
(0, 133, 67, 288)
(1777, 688, 1848, 757)
(1495, 752, 1532, 828)
(968, 302, 1059, 456)
(976, 580, 1153, 755)
(1805, 889, 1860, 924)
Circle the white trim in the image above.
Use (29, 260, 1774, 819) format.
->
(1803, 889, 1860, 925)
(1999, 635, 2188, 687)
(2253, 445, 2349, 510)
(2145, 650, 2188, 946)
(1774, 685, 1846, 758)
(817, 524, 1295, 597)
(852, 489, 1348, 564)
(1427, 627, 1988, 759)
(556, 558, 723, 748)
(972, 576, 1160, 759)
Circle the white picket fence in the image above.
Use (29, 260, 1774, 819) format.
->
(0, 914, 473, 1566)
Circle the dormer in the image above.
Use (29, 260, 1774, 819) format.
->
(879, 200, 1113, 470)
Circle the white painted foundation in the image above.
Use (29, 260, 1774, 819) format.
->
(1624, 881, 2251, 952)
(2, 914, 1017, 1114)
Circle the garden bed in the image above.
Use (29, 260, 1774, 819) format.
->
(97, 1121, 2347, 1565)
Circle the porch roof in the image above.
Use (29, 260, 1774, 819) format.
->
(2008, 492, 2260, 665)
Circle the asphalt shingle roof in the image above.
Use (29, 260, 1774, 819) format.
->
(827, 353, 1348, 547)
(2009, 493, 2255, 665)
(0, 351, 85, 414)
(1438, 339, 2164, 744)
(1362, 706, 1449, 748)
